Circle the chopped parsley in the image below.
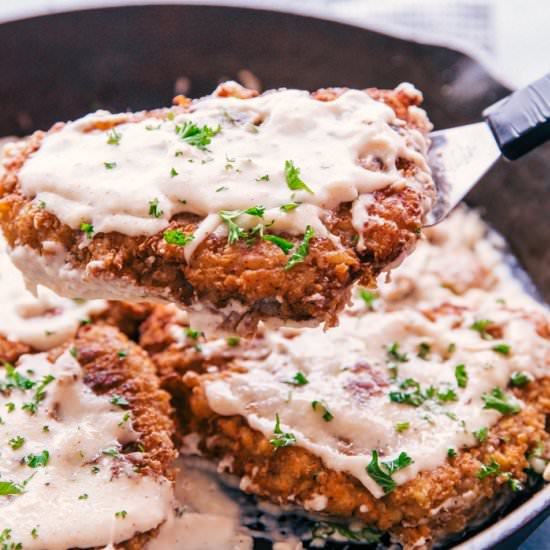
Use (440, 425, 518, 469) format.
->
(103, 447, 121, 458)
(216, 186, 228, 191)
(119, 412, 131, 426)
(270, 413, 296, 447)
(170, 167, 179, 177)
(447, 448, 457, 458)
(262, 234, 294, 254)
(447, 342, 457, 355)
(80, 222, 94, 238)
(163, 229, 195, 246)
(284, 160, 314, 194)
(24, 450, 49, 468)
(280, 202, 300, 212)
(366, 450, 413, 494)
(9, 436, 25, 450)
(437, 387, 458, 402)
(358, 288, 378, 310)
(492, 343, 511, 355)
(455, 364, 468, 388)
(395, 422, 410, 433)
(311, 522, 382, 544)
(5, 402, 15, 413)
(37, 200, 46, 209)
(103, 161, 117, 169)
(1, 363, 36, 391)
(473, 427, 489, 443)
(510, 371, 532, 387)
(148, 198, 163, 218)
(417, 342, 431, 360)
(115, 510, 128, 519)
(117, 350, 128, 358)
(31, 527, 39, 539)
(22, 374, 55, 415)
(176, 120, 220, 150)
(470, 319, 494, 340)
(106, 128, 122, 145)
(78, 494, 89, 500)
(285, 225, 314, 271)
(110, 394, 129, 408)
(184, 327, 200, 340)
(256, 174, 270, 182)
(0, 480, 23, 496)
(91, 466, 100, 475)
(477, 459, 501, 480)
(218, 207, 265, 244)
(387, 342, 408, 363)
(503, 473, 522, 492)
(284, 371, 309, 386)
(311, 400, 334, 422)
(482, 387, 521, 415)
(226, 336, 240, 347)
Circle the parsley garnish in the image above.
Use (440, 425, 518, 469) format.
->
(31, 527, 39, 539)
(455, 364, 468, 388)
(388, 342, 408, 362)
(148, 198, 163, 218)
(285, 225, 314, 270)
(270, 413, 296, 447)
(311, 400, 334, 422)
(9, 436, 25, 450)
(280, 202, 300, 212)
(482, 387, 521, 415)
(366, 450, 413, 494)
(284, 160, 313, 194)
(477, 459, 501, 479)
(110, 394, 129, 408)
(115, 510, 128, 519)
(176, 121, 220, 150)
(358, 288, 378, 310)
(218, 207, 265, 244)
(473, 427, 488, 442)
(170, 167, 179, 177)
(285, 371, 309, 386)
(470, 319, 494, 340)
(102, 447, 121, 458)
(311, 522, 382, 544)
(510, 371, 532, 387)
(417, 342, 431, 360)
(24, 450, 49, 468)
(256, 174, 270, 182)
(163, 229, 194, 246)
(262, 234, 294, 254)
(78, 494, 89, 500)
(395, 422, 410, 433)
(437, 387, 458, 402)
(492, 343, 511, 355)
(447, 448, 457, 458)
(226, 336, 240, 347)
(104, 162, 117, 169)
(117, 350, 128, 358)
(1, 363, 36, 391)
(80, 222, 94, 238)
(106, 128, 122, 145)
(0, 481, 23, 496)
(22, 374, 55, 415)
(184, 327, 200, 340)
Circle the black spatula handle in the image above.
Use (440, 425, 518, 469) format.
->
(484, 73, 550, 160)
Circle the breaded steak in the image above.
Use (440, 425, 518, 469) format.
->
(0, 82, 435, 336)
(0, 324, 176, 549)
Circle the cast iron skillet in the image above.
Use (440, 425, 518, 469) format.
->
(0, 4, 549, 549)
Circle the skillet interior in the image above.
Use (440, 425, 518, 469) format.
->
(0, 4, 549, 549)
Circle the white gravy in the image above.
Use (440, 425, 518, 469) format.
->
(0, 351, 172, 548)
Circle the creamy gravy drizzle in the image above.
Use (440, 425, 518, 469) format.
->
(16, 82, 433, 256)
(183, 208, 550, 499)
(0, 236, 106, 350)
(0, 351, 172, 548)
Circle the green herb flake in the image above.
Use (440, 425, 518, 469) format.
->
(366, 450, 413, 494)
(0, 480, 24, 496)
(285, 225, 314, 271)
(270, 413, 296, 447)
(482, 387, 521, 415)
(170, 167, 179, 178)
(103, 161, 117, 169)
(163, 229, 195, 247)
(455, 364, 468, 388)
(359, 288, 378, 310)
(31, 527, 39, 539)
(148, 198, 163, 218)
(184, 327, 200, 340)
(510, 371, 532, 387)
(262, 234, 294, 255)
(24, 450, 49, 468)
(285, 371, 309, 386)
(492, 343, 511, 355)
(395, 422, 410, 433)
(280, 202, 300, 212)
(473, 427, 489, 443)
(78, 493, 89, 500)
(387, 342, 408, 363)
(176, 120, 221, 150)
(9, 436, 25, 450)
(417, 342, 431, 360)
(256, 174, 270, 182)
(80, 222, 94, 238)
(284, 160, 314, 194)
(477, 459, 501, 480)
(117, 350, 128, 358)
(110, 394, 129, 408)
(115, 510, 128, 519)
(102, 448, 121, 458)
(106, 128, 122, 145)
(218, 207, 265, 244)
(447, 448, 457, 458)
(226, 336, 240, 347)
(470, 319, 494, 340)
(311, 400, 334, 422)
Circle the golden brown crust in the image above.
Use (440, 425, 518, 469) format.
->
(0, 87, 431, 334)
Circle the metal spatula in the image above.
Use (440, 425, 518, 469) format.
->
(425, 73, 550, 226)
